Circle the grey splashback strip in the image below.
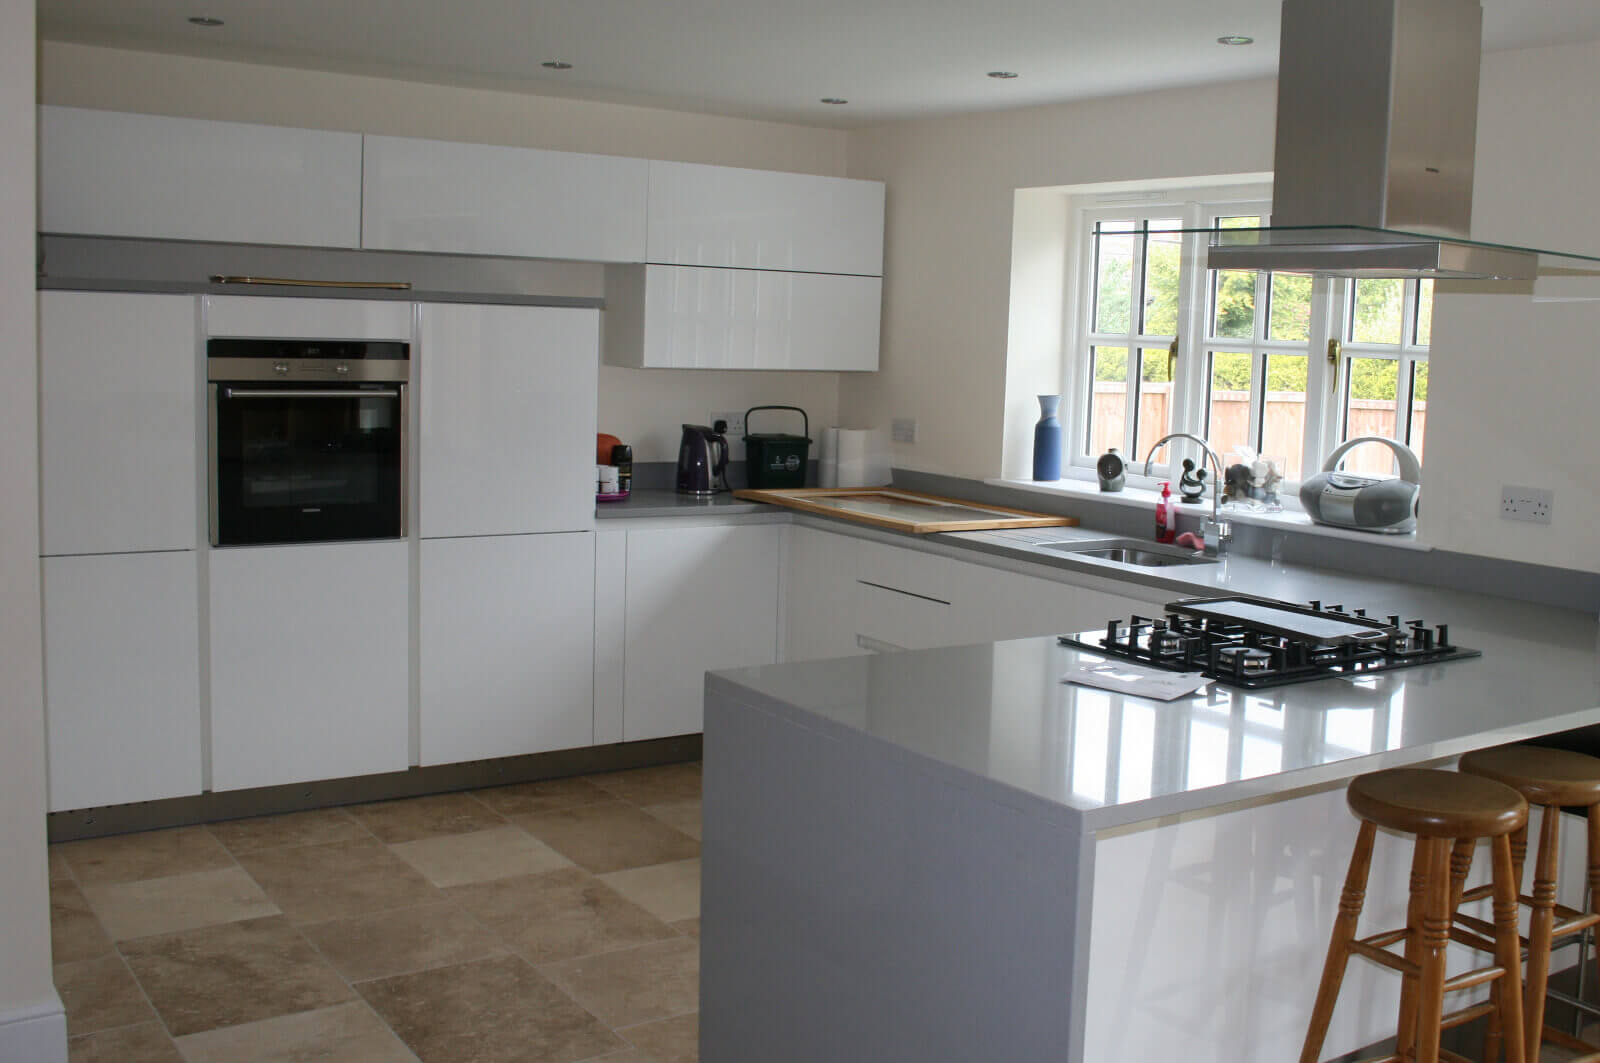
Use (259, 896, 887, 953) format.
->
(892, 469, 1600, 613)
(630, 459, 820, 491)
(37, 234, 606, 307)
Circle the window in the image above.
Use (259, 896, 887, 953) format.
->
(1066, 190, 1431, 489)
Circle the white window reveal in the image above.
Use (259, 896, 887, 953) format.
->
(1064, 188, 1430, 490)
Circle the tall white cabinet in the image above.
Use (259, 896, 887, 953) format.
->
(38, 291, 204, 812)
(417, 303, 599, 766)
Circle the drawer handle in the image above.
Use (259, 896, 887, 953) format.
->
(210, 275, 412, 290)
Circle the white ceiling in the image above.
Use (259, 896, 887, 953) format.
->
(36, 0, 1600, 127)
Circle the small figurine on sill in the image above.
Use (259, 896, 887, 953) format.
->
(1177, 459, 1208, 504)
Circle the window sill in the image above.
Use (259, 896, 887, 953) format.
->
(986, 475, 1435, 553)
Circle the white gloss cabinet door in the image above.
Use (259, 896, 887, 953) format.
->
(604, 265, 881, 371)
(39, 106, 362, 247)
(419, 304, 598, 538)
(209, 542, 410, 791)
(420, 533, 595, 766)
(39, 292, 198, 556)
(782, 525, 865, 662)
(647, 161, 884, 276)
(43, 552, 203, 811)
(363, 135, 648, 262)
(623, 524, 781, 741)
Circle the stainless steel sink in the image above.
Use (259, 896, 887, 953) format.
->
(1032, 538, 1218, 567)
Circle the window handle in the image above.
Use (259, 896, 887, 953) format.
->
(1327, 339, 1341, 395)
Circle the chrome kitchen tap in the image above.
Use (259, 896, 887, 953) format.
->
(1143, 433, 1231, 556)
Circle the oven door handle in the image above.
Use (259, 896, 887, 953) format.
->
(220, 388, 401, 400)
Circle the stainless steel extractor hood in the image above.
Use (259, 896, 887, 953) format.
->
(1207, 0, 1540, 280)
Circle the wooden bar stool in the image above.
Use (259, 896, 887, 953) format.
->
(1457, 744, 1600, 1063)
(1300, 768, 1529, 1063)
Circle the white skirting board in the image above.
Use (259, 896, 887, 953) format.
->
(0, 997, 67, 1063)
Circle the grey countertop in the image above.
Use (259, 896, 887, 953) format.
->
(707, 519, 1600, 831)
(594, 489, 769, 518)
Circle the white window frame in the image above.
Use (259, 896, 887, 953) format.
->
(1060, 184, 1429, 491)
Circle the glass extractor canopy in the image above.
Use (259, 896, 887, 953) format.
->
(1151, 224, 1600, 282)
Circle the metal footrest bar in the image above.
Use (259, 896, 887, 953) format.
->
(1547, 985, 1600, 1019)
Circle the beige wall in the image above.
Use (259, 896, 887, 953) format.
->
(843, 42, 1600, 573)
(38, 41, 852, 463)
(1, 0, 62, 1049)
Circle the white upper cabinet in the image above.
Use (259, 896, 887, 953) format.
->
(38, 106, 362, 248)
(603, 264, 881, 371)
(39, 292, 198, 556)
(363, 135, 648, 262)
(418, 304, 598, 538)
(647, 161, 884, 276)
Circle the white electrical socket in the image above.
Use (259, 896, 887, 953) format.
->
(892, 418, 917, 444)
(1500, 485, 1554, 525)
(711, 411, 746, 460)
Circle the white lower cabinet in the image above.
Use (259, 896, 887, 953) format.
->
(43, 552, 203, 811)
(623, 524, 782, 741)
(420, 533, 596, 766)
(782, 524, 866, 661)
(209, 541, 410, 791)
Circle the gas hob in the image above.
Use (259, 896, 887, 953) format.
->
(1058, 596, 1481, 690)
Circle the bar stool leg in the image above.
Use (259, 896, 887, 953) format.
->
(1492, 832, 1529, 1063)
(1398, 842, 1434, 1061)
(1415, 838, 1452, 1063)
(1587, 808, 1600, 1039)
(1525, 807, 1561, 1062)
(1301, 821, 1377, 1063)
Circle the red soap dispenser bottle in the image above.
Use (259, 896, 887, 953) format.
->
(1155, 481, 1176, 544)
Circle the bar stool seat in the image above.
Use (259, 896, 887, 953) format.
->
(1459, 745, 1600, 809)
(1457, 744, 1600, 1063)
(1301, 768, 1529, 1063)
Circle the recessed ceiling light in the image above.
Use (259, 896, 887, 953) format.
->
(187, 16, 224, 27)
(541, 60, 574, 70)
(1216, 35, 1254, 46)
(987, 71, 1019, 79)
(820, 98, 848, 105)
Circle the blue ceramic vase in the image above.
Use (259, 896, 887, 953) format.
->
(1033, 395, 1062, 481)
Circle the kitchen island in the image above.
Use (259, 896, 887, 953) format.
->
(699, 579, 1600, 1062)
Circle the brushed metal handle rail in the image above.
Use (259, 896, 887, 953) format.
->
(209, 275, 411, 290)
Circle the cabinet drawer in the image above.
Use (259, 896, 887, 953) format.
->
(856, 540, 953, 603)
(854, 581, 955, 653)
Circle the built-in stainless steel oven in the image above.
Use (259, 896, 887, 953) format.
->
(208, 339, 408, 546)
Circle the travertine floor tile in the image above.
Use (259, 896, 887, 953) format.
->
(83, 866, 278, 940)
(301, 902, 505, 983)
(120, 915, 352, 1037)
(447, 867, 674, 965)
(59, 826, 232, 886)
(175, 1000, 417, 1063)
(512, 803, 699, 875)
(54, 954, 155, 1037)
(50, 880, 115, 964)
(590, 763, 702, 806)
(641, 800, 702, 841)
(360, 955, 623, 1063)
(50, 846, 75, 884)
(473, 776, 614, 816)
(234, 839, 439, 924)
(671, 918, 700, 939)
(349, 793, 505, 844)
(389, 825, 571, 887)
(540, 937, 700, 1028)
(620, 1012, 699, 1062)
(67, 1022, 182, 1063)
(599, 860, 701, 924)
(207, 808, 369, 854)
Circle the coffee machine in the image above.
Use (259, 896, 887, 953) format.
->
(677, 422, 730, 496)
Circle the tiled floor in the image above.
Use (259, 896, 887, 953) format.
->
(50, 761, 703, 1063)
